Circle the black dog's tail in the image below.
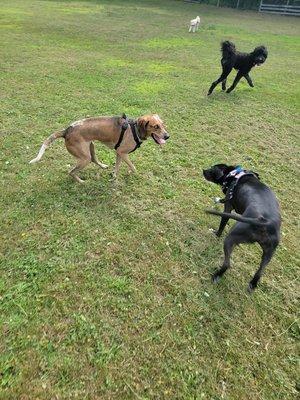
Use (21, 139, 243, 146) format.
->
(206, 210, 269, 226)
(221, 41, 236, 58)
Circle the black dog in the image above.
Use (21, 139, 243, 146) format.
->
(203, 164, 281, 292)
(207, 41, 268, 95)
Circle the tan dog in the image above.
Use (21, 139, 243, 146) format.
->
(29, 114, 169, 182)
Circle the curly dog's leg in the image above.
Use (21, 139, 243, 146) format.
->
(208, 67, 232, 95)
(222, 79, 227, 91)
(226, 71, 243, 93)
(244, 73, 254, 88)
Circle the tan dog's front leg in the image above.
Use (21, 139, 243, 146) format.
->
(122, 154, 136, 174)
(112, 153, 122, 179)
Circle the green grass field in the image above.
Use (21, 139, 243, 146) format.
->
(0, 0, 299, 398)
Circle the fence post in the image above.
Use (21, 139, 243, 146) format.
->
(236, 0, 240, 8)
(285, 0, 289, 14)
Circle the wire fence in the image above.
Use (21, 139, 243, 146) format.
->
(185, 0, 300, 11)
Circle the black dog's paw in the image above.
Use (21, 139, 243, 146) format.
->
(209, 228, 221, 237)
(247, 282, 256, 294)
(212, 272, 221, 284)
(207, 92, 212, 96)
(226, 88, 233, 93)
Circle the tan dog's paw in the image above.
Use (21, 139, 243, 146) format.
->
(75, 177, 85, 184)
(75, 176, 86, 184)
(110, 171, 117, 180)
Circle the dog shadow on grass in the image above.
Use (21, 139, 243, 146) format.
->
(28, 165, 143, 213)
(205, 88, 257, 104)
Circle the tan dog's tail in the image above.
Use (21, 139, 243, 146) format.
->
(29, 130, 65, 164)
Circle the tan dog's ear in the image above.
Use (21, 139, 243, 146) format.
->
(118, 113, 127, 125)
(137, 117, 150, 139)
(153, 114, 162, 123)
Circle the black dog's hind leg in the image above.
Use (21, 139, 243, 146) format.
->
(244, 73, 254, 88)
(215, 203, 233, 237)
(208, 68, 232, 95)
(212, 222, 253, 284)
(212, 234, 237, 283)
(248, 244, 277, 292)
(226, 71, 243, 93)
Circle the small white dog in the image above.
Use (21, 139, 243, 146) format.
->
(189, 16, 200, 33)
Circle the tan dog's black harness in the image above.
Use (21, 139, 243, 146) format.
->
(114, 114, 142, 153)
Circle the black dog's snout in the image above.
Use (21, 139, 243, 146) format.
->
(257, 56, 265, 64)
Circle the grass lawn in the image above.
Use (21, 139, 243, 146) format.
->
(0, 0, 299, 398)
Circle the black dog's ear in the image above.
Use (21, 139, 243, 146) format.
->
(253, 171, 260, 180)
(214, 168, 224, 180)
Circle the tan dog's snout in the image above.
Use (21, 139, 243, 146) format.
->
(159, 124, 169, 139)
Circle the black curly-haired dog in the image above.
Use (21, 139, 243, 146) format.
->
(207, 41, 268, 95)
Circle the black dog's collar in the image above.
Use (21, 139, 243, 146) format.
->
(222, 167, 259, 201)
(114, 115, 143, 153)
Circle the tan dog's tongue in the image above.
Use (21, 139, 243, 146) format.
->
(153, 134, 166, 145)
(157, 137, 166, 145)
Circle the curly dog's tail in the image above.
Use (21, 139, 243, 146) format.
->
(221, 41, 236, 59)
